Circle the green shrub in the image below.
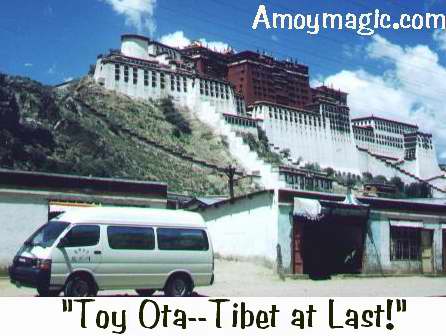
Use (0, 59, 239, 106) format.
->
(159, 97, 191, 135)
(241, 132, 283, 166)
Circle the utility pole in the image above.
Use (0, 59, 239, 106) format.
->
(223, 164, 256, 200)
(224, 164, 237, 200)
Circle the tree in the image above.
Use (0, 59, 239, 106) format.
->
(362, 172, 373, 184)
(280, 148, 291, 158)
(405, 182, 432, 198)
(323, 167, 335, 177)
(390, 176, 405, 195)
(372, 175, 388, 184)
(303, 162, 322, 172)
(257, 127, 269, 145)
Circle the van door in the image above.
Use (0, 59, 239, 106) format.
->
(98, 225, 158, 290)
(51, 225, 102, 286)
(156, 227, 213, 287)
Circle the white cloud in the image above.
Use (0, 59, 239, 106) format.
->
(102, 0, 157, 35)
(433, 29, 446, 51)
(320, 35, 446, 161)
(160, 30, 230, 52)
(200, 39, 230, 53)
(24, 63, 33, 67)
(160, 31, 191, 49)
(64, 77, 74, 82)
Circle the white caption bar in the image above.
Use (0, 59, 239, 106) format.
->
(0, 297, 444, 335)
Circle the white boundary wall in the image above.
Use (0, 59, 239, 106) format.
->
(0, 194, 48, 268)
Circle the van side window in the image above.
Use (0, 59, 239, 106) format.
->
(157, 228, 209, 251)
(64, 225, 100, 247)
(107, 226, 155, 250)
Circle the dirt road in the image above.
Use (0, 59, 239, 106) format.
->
(2, 260, 446, 297)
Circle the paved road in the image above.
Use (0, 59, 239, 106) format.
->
(2, 260, 446, 297)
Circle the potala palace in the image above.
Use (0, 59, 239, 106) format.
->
(93, 34, 446, 196)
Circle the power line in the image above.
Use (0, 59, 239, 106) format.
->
(3, 0, 445, 120)
(252, 0, 444, 68)
(102, 0, 443, 76)
(203, 0, 446, 97)
(88, 0, 446, 110)
(146, 14, 446, 124)
(154, 1, 446, 102)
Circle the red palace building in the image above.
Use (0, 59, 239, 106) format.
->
(182, 43, 312, 109)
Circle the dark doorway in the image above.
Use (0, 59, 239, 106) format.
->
(294, 209, 367, 279)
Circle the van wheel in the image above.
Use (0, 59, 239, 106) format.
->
(64, 275, 96, 297)
(135, 289, 156, 296)
(164, 275, 193, 297)
(37, 288, 60, 297)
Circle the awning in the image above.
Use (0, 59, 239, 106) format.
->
(293, 198, 323, 221)
(390, 220, 423, 228)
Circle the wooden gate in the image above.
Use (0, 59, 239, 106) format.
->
(292, 220, 304, 274)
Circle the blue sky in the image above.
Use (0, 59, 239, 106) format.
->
(1, 0, 444, 84)
(1, 0, 446, 161)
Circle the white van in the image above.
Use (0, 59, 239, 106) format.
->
(8, 207, 214, 297)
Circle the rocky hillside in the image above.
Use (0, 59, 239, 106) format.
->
(0, 74, 254, 195)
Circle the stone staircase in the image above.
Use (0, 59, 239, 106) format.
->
(357, 147, 445, 194)
(188, 99, 282, 189)
(269, 144, 302, 166)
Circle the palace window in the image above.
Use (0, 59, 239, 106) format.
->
(160, 73, 165, 89)
(133, 67, 138, 85)
(152, 71, 157, 88)
(144, 70, 149, 86)
(115, 64, 120, 81)
(183, 77, 187, 92)
(170, 75, 175, 91)
(176, 75, 181, 92)
(390, 226, 421, 261)
(210, 82, 215, 97)
(124, 66, 129, 83)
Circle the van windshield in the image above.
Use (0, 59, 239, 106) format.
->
(25, 221, 70, 248)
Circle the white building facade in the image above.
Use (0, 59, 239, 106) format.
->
(94, 34, 240, 117)
(93, 35, 445, 195)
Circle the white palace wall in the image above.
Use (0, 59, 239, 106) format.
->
(416, 145, 443, 180)
(94, 56, 284, 189)
(94, 59, 238, 117)
(252, 104, 361, 175)
(94, 55, 444, 192)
